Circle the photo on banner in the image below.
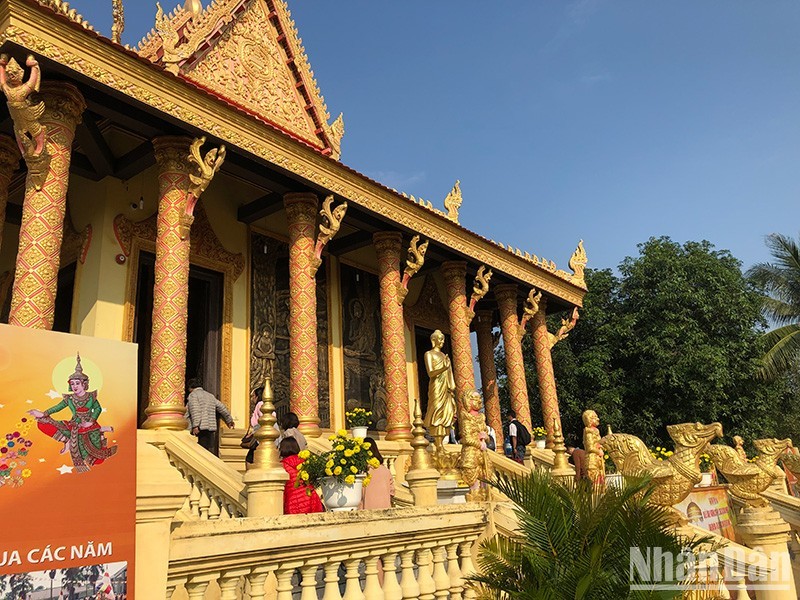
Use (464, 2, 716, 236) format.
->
(674, 486, 736, 541)
(0, 324, 137, 598)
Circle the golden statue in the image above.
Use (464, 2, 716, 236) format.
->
(111, 0, 125, 45)
(443, 179, 462, 223)
(732, 435, 747, 461)
(317, 195, 348, 249)
(469, 266, 492, 308)
(602, 422, 722, 507)
(582, 409, 605, 485)
(707, 438, 792, 506)
(423, 329, 456, 453)
(0, 54, 46, 157)
(188, 136, 226, 200)
(458, 389, 493, 500)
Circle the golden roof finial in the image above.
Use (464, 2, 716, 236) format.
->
(184, 0, 203, 18)
(111, 0, 125, 44)
(443, 180, 462, 224)
(569, 240, 588, 288)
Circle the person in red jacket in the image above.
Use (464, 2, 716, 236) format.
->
(280, 437, 323, 514)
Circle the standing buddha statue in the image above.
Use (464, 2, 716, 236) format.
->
(582, 409, 605, 485)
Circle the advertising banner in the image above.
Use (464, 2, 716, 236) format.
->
(674, 485, 736, 541)
(0, 325, 136, 599)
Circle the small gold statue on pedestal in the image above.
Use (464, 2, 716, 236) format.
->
(582, 409, 605, 485)
(458, 389, 493, 501)
(423, 329, 459, 478)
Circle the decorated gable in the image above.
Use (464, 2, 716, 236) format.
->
(137, 0, 344, 157)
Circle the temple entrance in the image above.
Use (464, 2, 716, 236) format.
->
(133, 252, 224, 426)
(414, 326, 452, 418)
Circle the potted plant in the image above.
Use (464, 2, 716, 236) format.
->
(345, 407, 372, 438)
(698, 452, 714, 487)
(532, 426, 547, 449)
(296, 430, 380, 511)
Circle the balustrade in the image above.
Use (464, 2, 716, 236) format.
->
(166, 504, 486, 599)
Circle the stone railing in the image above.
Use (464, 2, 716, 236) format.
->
(162, 432, 247, 520)
(166, 504, 488, 599)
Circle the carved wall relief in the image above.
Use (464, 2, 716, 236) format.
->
(340, 263, 387, 430)
(250, 232, 330, 427)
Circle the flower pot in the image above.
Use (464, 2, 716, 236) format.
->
(351, 426, 368, 438)
(320, 475, 365, 512)
(534, 439, 546, 450)
(698, 472, 713, 487)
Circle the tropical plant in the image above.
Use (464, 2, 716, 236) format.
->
(345, 407, 372, 427)
(747, 233, 800, 381)
(468, 470, 712, 599)
(531, 426, 547, 440)
(296, 430, 379, 487)
(0, 573, 33, 600)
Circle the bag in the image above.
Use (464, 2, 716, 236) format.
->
(512, 420, 531, 446)
(486, 433, 496, 451)
(240, 427, 256, 449)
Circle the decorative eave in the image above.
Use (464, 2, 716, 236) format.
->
(0, 0, 586, 308)
(134, 0, 343, 159)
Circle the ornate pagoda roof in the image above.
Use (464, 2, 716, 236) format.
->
(136, 0, 344, 159)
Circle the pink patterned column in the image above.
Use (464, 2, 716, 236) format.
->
(440, 261, 476, 402)
(0, 135, 20, 253)
(494, 284, 532, 431)
(475, 310, 503, 452)
(284, 193, 321, 437)
(531, 298, 561, 447)
(373, 232, 412, 441)
(143, 137, 194, 431)
(9, 84, 84, 329)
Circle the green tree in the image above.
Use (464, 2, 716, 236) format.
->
(0, 573, 33, 600)
(747, 233, 800, 380)
(468, 471, 710, 599)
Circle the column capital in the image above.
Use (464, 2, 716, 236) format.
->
(152, 136, 194, 174)
(474, 309, 495, 331)
(372, 230, 404, 253)
(0, 135, 20, 179)
(493, 283, 519, 304)
(440, 260, 467, 277)
(284, 192, 319, 224)
(39, 82, 85, 130)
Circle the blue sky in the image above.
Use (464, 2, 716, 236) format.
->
(82, 1, 800, 273)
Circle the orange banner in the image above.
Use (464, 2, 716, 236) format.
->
(0, 325, 136, 598)
(675, 485, 736, 541)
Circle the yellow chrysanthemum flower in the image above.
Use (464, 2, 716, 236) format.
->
(340, 459, 347, 464)
(334, 466, 342, 475)
(335, 445, 345, 452)
(350, 465, 358, 474)
(300, 471, 309, 481)
(353, 446, 361, 453)
(298, 449, 310, 459)
(344, 449, 353, 457)
(325, 468, 333, 476)
(328, 435, 337, 442)
(368, 458, 380, 468)
(363, 442, 371, 449)
(363, 476, 371, 487)
(326, 460, 334, 469)
(344, 475, 355, 485)
(337, 429, 347, 437)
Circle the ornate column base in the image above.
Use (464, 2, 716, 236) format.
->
(737, 504, 798, 600)
(142, 405, 189, 431)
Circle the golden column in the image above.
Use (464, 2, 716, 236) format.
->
(440, 261, 476, 401)
(373, 231, 412, 441)
(494, 284, 533, 430)
(531, 297, 561, 447)
(0, 135, 20, 252)
(474, 310, 503, 451)
(143, 136, 226, 430)
(8, 83, 85, 329)
(284, 193, 321, 437)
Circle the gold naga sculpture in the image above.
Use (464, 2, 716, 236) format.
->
(0, 54, 50, 189)
(602, 422, 723, 507)
(458, 389, 493, 501)
(548, 307, 579, 349)
(443, 180, 462, 224)
(467, 265, 492, 318)
(519, 288, 542, 335)
(569, 240, 588, 287)
(312, 195, 347, 273)
(182, 136, 225, 239)
(706, 438, 792, 506)
(398, 234, 428, 303)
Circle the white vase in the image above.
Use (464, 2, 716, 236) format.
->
(535, 439, 546, 450)
(320, 475, 365, 512)
(698, 472, 713, 487)
(351, 426, 368, 438)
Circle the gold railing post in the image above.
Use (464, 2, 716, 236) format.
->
(243, 377, 289, 516)
(405, 398, 441, 506)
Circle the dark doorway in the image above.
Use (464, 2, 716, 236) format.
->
(414, 326, 452, 418)
(133, 252, 224, 427)
(53, 262, 77, 333)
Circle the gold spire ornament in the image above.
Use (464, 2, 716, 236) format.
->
(569, 240, 588, 287)
(184, 0, 203, 18)
(111, 0, 125, 44)
(443, 180, 462, 224)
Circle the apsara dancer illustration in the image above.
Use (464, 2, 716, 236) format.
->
(28, 353, 117, 473)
